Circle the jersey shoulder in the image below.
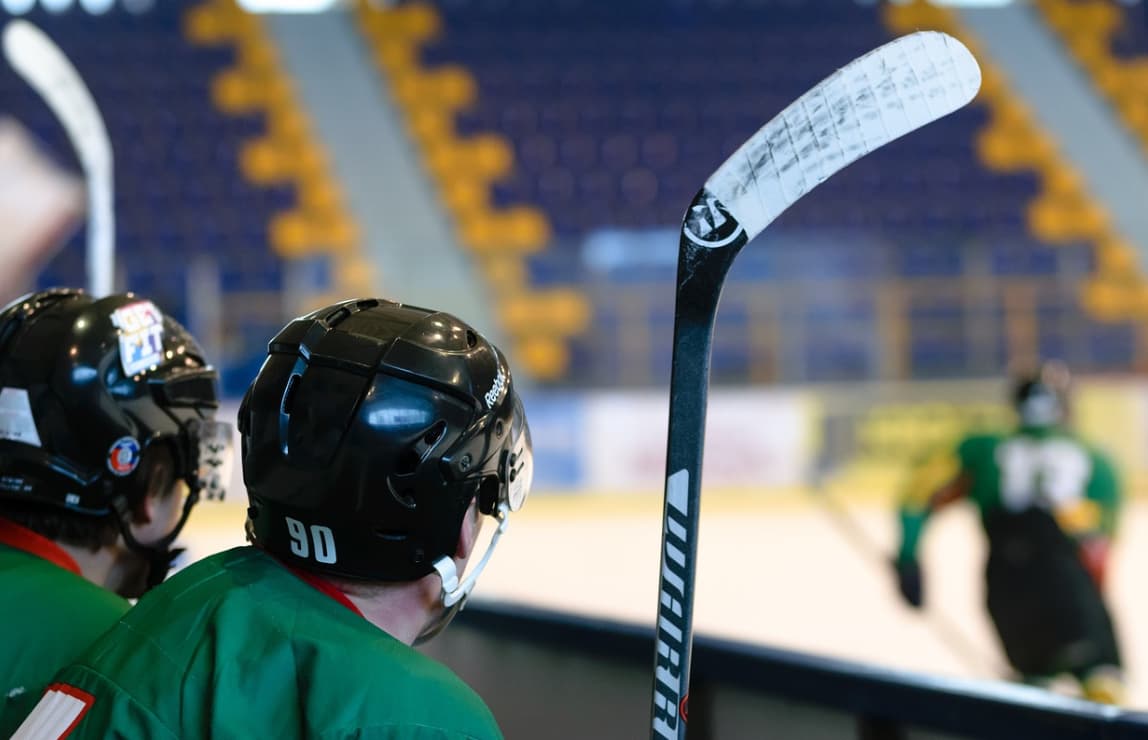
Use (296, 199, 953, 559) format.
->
(0, 548, 129, 634)
(954, 431, 1004, 463)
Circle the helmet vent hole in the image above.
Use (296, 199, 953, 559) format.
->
(280, 373, 301, 416)
(423, 421, 446, 446)
(374, 529, 408, 542)
(395, 488, 417, 509)
(466, 330, 478, 348)
(395, 448, 421, 476)
(326, 307, 352, 328)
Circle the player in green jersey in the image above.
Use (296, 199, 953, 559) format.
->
(15, 298, 532, 740)
(894, 361, 1123, 703)
(0, 289, 230, 736)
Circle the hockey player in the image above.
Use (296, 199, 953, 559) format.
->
(893, 361, 1123, 703)
(15, 298, 532, 739)
(0, 288, 230, 736)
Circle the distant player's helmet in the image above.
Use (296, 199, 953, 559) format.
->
(241, 298, 532, 598)
(1012, 360, 1070, 428)
(0, 289, 231, 559)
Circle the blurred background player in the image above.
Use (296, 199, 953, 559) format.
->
(15, 298, 532, 739)
(894, 361, 1123, 703)
(0, 288, 230, 736)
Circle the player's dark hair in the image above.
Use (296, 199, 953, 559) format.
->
(0, 442, 179, 552)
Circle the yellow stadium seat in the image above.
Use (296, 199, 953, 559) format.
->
(394, 3, 441, 42)
(374, 45, 416, 75)
(184, 6, 227, 44)
(211, 69, 259, 114)
(429, 67, 477, 109)
(407, 109, 453, 147)
(505, 208, 551, 250)
(270, 211, 312, 257)
(470, 135, 513, 179)
(458, 213, 500, 252)
(299, 178, 342, 213)
(517, 336, 569, 381)
(1040, 163, 1083, 198)
(318, 214, 360, 253)
(240, 139, 289, 184)
(1097, 238, 1139, 276)
(480, 256, 526, 289)
(441, 179, 489, 216)
(1081, 278, 1130, 321)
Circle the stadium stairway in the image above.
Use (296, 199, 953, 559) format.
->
(1033, 0, 1148, 327)
(185, 0, 369, 313)
(886, 1, 1148, 362)
(355, 1, 590, 382)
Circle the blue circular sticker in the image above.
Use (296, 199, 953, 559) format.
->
(107, 437, 141, 476)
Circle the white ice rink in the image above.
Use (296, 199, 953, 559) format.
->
(180, 494, 1148, 709)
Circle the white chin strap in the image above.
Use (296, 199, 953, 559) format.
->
(432, 502, 510, 608)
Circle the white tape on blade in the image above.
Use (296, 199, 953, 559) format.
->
(706, 31, 981, 241)
(0, 387, 41, 447)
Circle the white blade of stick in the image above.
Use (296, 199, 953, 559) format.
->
(3, 19, 114, 297)
(705, 31, 981, 243)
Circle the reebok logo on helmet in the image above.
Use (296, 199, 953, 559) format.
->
(484, 364, 507, 409)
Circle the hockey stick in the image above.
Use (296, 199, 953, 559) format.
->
(649, 32, 981, 739)
(3, 20, 115, 298)
(816, 488, 1009, 678)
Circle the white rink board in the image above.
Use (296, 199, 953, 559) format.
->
(180, 496, 1148, 709)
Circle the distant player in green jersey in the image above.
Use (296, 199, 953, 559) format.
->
(0, 289, 230, 737)
(894, 361, 1123, 703)
(16, 298, 532, 740)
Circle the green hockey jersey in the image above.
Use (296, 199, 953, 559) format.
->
(14, 546, 502, 740)
(0, 518, 129, 738)
(898, 427, 1120, 562)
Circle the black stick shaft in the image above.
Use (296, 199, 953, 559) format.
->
(650, 190, 745, 740)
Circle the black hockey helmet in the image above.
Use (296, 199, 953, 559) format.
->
(1012, 360, 1071, 429)
(241, 298, 532, 584)
(0, 288, 230, 530)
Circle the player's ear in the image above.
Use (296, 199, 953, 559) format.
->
(131, 446, 177, 525)
(454, 496, 481, 561)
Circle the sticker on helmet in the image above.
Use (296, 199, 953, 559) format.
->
(111, 301, 165, 377)
(484, 364, 508, 409)
(0, 387, 42, 447)
(107, 436, 141, 476)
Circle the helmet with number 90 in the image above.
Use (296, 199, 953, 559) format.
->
(240, 298, 533, 586)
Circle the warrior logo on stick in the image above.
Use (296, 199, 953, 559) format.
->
(682, 193, 745, 249)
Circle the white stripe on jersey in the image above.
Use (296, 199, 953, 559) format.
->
(11, 684, 93, 740)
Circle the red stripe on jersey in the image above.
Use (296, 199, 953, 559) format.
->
(0, 517, 82, 575)
(282, 562, 365, 618)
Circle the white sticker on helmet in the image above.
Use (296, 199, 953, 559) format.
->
(0, 387, 41, 447)
(484, 363, 507, 409)
(111, 300, 165, 377)
(194, 419, 235, 502)
(507, 430, 533, 512)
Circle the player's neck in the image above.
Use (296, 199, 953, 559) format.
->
(345, 573, 441, 645)
(58, 540, 118, 589)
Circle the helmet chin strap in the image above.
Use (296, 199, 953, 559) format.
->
(416, 503, 510, 644)
(114, 481, 200, 592)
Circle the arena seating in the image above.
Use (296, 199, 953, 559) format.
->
(0, 0, 356, 394)
(404, 0, 1138, 383)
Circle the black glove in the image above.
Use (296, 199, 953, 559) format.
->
(894, 558, 923, 609)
